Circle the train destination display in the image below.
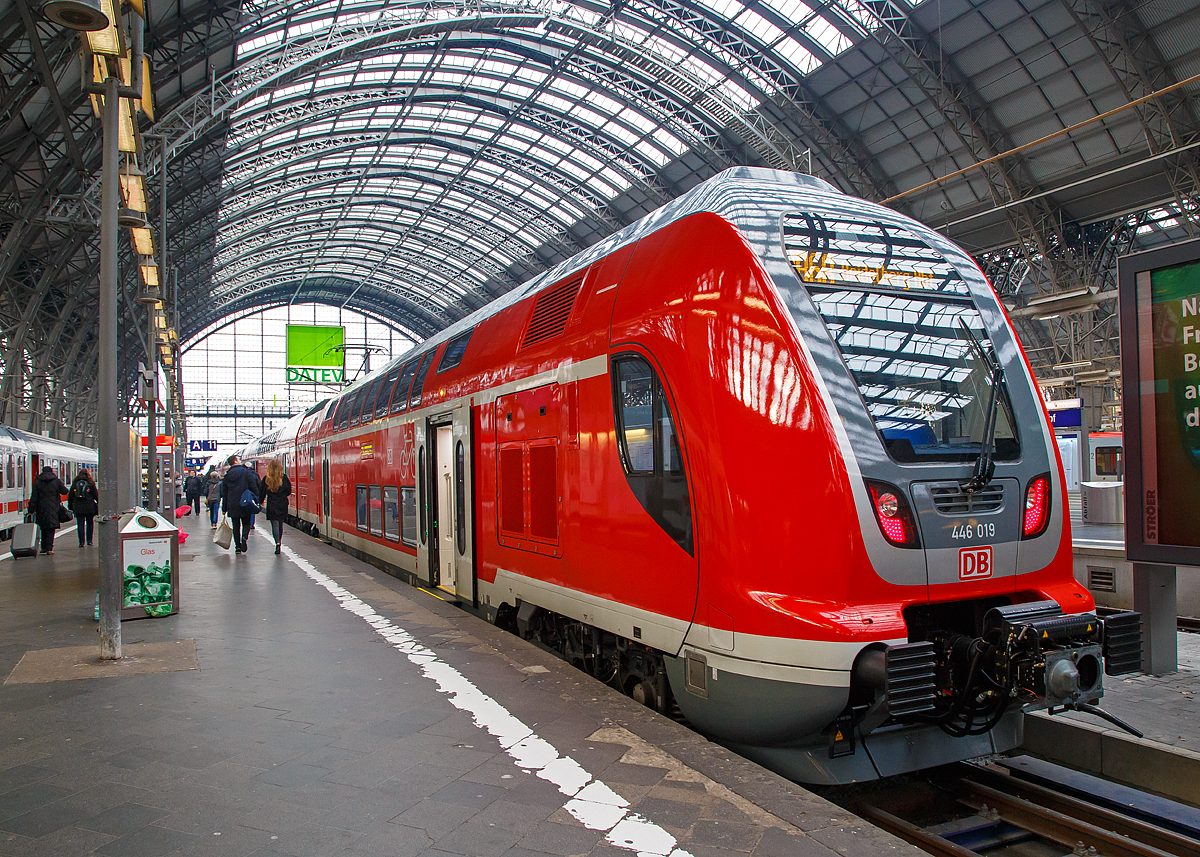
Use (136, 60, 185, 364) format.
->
(1119, 237, 1200, 565)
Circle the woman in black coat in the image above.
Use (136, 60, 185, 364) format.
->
(29, 466, 69, 555)
(67, 468, 99, 547)
(257, 458, 292, 555)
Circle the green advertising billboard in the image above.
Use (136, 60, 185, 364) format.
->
(285, 325, 345, 384)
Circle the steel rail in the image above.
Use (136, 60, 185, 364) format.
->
(958, 780, 1179, 857)
(963, 766, 1200, 857)
(854, 803, 981, 857)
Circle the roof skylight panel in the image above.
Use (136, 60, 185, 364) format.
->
(736, 8, 788, 46)
(771, 36, 821, 73)
(803, 15, 852, 55)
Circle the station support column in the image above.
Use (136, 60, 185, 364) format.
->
(97, 74, 122, 660)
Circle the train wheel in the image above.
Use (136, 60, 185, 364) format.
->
(629, 678, 658, 709)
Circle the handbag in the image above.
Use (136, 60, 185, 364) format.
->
(214, 516, 233, 550)
(58, 505, 73, 523)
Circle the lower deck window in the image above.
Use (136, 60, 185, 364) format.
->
(356, 485, 368, 532)
(400, 486, 417, 546)
(369, 485, 383, 537)
(383, 486, 400, 542)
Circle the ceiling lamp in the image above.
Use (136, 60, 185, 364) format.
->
(41, 0, 109, 31)
(129, 226, 153, 256)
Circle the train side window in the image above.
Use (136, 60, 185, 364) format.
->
(611, 354, 694, 555)
(1095, 446, 1122, 477)
(376, 364, 403, 420)
(455, 440, 466, 556)
(400, 486, 417, 546)
(356, 485, 368, 532)
(418, 446, 427, 544)
(438, 328, 474, 373)
(383, 486, 400, 542)
(369, 485, 383, 537)
(3, 454, 9, 488)
(335, 396, 352, 431)
(409, 351, 436, 409)
(615, 359, 654, 474)
(390, 359, 418, 415)
(309, 446, 315, 481)
(348, 386, 367, 429)
(18, 456, 24, 488)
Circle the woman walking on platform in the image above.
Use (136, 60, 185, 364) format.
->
(67, 468, 98, 546)
(258, 458, 291, 555)
(204, 466, 221, 528)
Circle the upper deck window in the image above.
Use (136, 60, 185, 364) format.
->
(437, 327, 474, 373)
(783, 213, 1019, 464)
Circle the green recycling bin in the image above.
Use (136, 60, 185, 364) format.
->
(119, 508, 180, 620)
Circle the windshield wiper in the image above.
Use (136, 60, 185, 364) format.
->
(958, 320, 1004, 493)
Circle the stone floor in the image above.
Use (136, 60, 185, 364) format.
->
(0, 514, 916, 857)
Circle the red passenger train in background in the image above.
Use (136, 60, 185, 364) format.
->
(243, 168, 1141, 784)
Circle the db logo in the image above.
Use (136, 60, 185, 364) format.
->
(958, 546, 993, 580)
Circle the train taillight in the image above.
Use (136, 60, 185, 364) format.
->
(1021, 473, 1051, 538)
(866, 480, 920, 549)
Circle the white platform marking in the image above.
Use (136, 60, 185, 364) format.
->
(273, 533, 694, 857)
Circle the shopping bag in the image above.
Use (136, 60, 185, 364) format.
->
(175, 504, 192, 518)
(214, 517, 233, 550)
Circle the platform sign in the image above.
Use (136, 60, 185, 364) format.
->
(286, 325, 344, 384)
(1118, 237, 1200, 564)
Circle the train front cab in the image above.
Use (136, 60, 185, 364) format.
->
(590, 181, 1143, 784)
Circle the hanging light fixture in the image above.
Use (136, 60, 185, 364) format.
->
(41, 0, 109, 31)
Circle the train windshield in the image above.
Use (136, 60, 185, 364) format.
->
(783, 213, 1019, 464)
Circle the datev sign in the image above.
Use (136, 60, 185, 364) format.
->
(285, 324, 345, 384)
(1119, 237, 1200, 565)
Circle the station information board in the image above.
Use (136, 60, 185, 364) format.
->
(1118, 236, 1200, 565)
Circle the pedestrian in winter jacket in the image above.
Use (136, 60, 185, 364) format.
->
(67, 469, 98, 547)
(221, 456, 261, 553)
(257, 458, 292, 554)
(28, 466, 69, 554)
(204, 466, 222, 528)
(183, 470, 204, 515)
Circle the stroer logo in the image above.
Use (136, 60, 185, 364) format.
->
(959, 545, 993, 580)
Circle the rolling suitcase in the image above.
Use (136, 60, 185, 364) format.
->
(11, 521, 39, 557)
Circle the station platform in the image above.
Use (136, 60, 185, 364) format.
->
(1, 515, 919, 857)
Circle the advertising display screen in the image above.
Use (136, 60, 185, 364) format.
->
(286, 325, 345, 384)
(1118, 237, 1200, 565)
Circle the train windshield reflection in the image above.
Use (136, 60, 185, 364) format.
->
(783, 213, 1019, 463)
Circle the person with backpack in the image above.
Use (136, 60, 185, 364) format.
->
(257, 458, 292, 555)
(220, 455, 261, 553)
(67, 468, 99, 547)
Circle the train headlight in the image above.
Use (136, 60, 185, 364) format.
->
(1021, 472, 1051, 538)
(866, 480, 920, 548)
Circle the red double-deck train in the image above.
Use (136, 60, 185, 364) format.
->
(245, 168, 1140, 783)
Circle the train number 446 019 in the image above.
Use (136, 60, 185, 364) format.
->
(951, 522, 996, 540)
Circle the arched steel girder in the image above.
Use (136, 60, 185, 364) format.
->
(225, 0, 882, 193)
(180, 276, 444, 346)
(176, 168, 593, 303)
(210, 212, 547, 305)
(220, 83, 682, 208)
(147, 9, 827, 186)
(218, 120, 620, 232)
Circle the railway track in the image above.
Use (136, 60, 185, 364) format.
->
(851, 758, 1200, 857)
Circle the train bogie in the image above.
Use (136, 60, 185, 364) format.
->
(254, 168, 1142, 784)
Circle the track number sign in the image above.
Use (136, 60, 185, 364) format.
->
(959, 546, 993, 581)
